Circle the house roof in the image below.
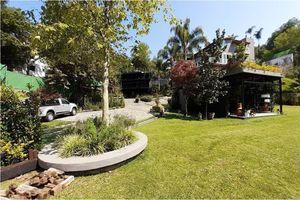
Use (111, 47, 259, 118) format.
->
(225, 66, 283, 78)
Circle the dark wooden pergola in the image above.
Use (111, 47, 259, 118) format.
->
(225, 67, 283, 115)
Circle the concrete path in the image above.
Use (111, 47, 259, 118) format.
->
(57, 97, 169, 122)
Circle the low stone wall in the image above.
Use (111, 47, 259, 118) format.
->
(38, 131, 147, 172)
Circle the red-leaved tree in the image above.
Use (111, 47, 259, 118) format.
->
(170, 60, 198, 115)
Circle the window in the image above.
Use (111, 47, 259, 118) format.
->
(42, 99, 60, 106)
(61, 99, 69, 104)
(29, 65, 35, 71)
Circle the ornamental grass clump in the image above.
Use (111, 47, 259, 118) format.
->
(56, 115, 136, 157)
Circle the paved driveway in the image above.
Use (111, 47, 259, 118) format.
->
(57, 97, 169, 122)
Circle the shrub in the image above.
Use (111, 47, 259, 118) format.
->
(151, 105, 164, 114)
(1, 85, 41, 166)
(83, 100, 101, 111)
(0, 140, 28, 166)
(134, 95, 140, 103)
(113, 115, 136, 129)
(109, 95, 125, 108)
(56, 115, 135, 157)
(58, 134, 90, 157)
(140, 95, 152, 102)
(100, 125, 135, 152)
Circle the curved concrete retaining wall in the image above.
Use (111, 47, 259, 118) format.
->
(38, 131, 147, 172)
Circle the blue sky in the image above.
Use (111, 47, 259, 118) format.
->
(8, 0, 300, 58)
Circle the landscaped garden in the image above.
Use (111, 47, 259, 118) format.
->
(39, 105, 300, 199)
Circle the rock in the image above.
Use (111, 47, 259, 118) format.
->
(49, 184, 63, 196)
(9, 194, 27, 199)
(0, 190, 6, 197)
(0, 197, 10, 200)
(29, 176, 40, 187)
(53, 178, 64, 185)
(8, 184, 17, 192)
(36, 188, 50, 199)
(45, 183, 56, 189)
(40, 176, 49, 186)
(46, 168, 64, 176)
(59, 176, 74, 189)
(48, 177, 56, 184)
(15, 184, 38, 197)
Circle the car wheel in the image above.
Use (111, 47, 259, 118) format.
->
(71, 107, 77, 116)
(46, 111, 55, 122)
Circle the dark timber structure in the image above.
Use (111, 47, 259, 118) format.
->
(224, 66, 283, 117)
(121, 72, 151, 97)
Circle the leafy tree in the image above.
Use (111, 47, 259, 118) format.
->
(1, 1, 32, 70)
(228, 42, 248, 65)
(194, 29, 229, 119)
(168, 18, 207, 60)
(265, 17, 300, 50)
(131, 42, 153, 72)
(32, 0, 175, 125)
(170, 60, 198, 115)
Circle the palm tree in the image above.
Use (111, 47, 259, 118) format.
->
(168, 18, 207, 60)
(254, 28, 263, 46)
(245, 25, 256, 37)
(157, 42, 180, 68)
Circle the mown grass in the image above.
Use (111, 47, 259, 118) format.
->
(53, 106, 300, 199)
(2, 106, 299, 198)
(41, 120, 71, 130)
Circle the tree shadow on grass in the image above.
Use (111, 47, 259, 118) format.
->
(162, 112, 200, 121)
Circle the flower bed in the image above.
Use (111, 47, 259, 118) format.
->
(38, 131, 147, 172)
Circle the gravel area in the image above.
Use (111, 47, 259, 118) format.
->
(56, 97, 169, 122)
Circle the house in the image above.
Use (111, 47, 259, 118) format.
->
(189, 36, 283, 118)
(195, 37, 255, 65)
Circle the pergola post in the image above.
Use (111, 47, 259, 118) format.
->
(242, 80, 245, 115)
(279, 78, 283, 114)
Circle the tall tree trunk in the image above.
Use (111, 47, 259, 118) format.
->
(205, 101, 208, 120)
(185, 96, 188, 116)
(102, 46, 110, 125)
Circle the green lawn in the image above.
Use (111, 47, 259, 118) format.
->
(3, 106, 299, 198)
(41, 120, 71, 130)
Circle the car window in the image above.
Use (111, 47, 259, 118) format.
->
(61, 99, 69, 104)
(42, 99, 60, 106)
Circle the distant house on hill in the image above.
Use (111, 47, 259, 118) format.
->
(265, 50, 294, 75)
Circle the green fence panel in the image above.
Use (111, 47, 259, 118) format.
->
(0, 64, 44, 91)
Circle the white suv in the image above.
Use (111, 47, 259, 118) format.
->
(39, 98, 77, 121)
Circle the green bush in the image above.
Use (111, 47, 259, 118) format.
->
(140, 95, 153, 102)
(109, 95, 125, 108)
(56, 115, 135, 157)
(83, 100, 101, 111)
(99, 125, 134, 151)
(0, 140, 28, 166)
(0, 85, 41, 166)
(113, 115, 136, 129)
(151, 105, 165, 114)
